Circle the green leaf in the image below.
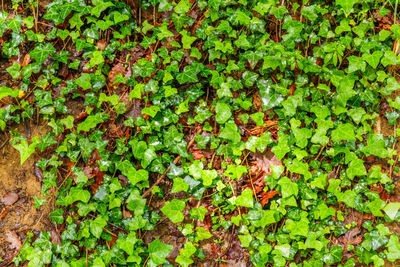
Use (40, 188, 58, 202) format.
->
(323, 246, 343, 265)
(387, 235, 400, 262)
(361, 134, 389, 158)
(75, 73, 92, 90)
(195, 227, 212, 242)
(172, 178, 189, 193)
(30, 43, 56, 64)
(278, 177, 298, 198)
(180, 30, 197, 49)
(90, 215, 107, 238)
(215, 102, 232, 124)
(219, 122, 241, 144)
(161, 199, 186, 223)
(91, 0, 114, 17)
(236, 188, 254, 208)
(0, 86, 19, 100)
(89, 51, 104, 67)
(64, 187, 91, 206)
(347, 56, 366, 73)
(142, 105, 160, 118)
(176, 65, 199, 84)
(148, 239, 173, 266)
(383, 203, 400, 220)
(189, 206, 208, 221)
(335, 0, 359, 15)
(363, 51, 383, 69)
(174, 0, 191, 15)
(224, 164, 247, 180)
(331, 123, 356, 142)
(113, 11, 129, 24)
(77, 112, 108, 132)
(126, 190, 146, 215)
(12, 137, 40, 164)
(117, 160, 149, 185)
(336, 75, 356, 107)
(176, 242, 196, 267)
(49, 208, 64, 224)
(286, 158, 311, 180)
(6, 63, 20, 79)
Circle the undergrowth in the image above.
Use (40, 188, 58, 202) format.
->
(1, 0, 400, 266)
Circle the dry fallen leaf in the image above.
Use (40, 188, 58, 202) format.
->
(6, 230, 22, 251)
(108, 63, 126, 85)
(253, 151, 281, 175)
(97, 40, 107, 51)
(1, 192, 19, 206)
(50, 230, 61, 245)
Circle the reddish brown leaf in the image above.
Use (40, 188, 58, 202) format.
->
(21, 54, 31, 67)
(97, 40, 107, 51)
(0, 208, 8, 220)
(6, 230, 22, 251)
(50, 230, 61, 245)
(1, 192, 18, 206)
(260, 190, 280, 206)
(90, 169, 104, 194)
(253, 150, 282, 175)
(108, 63, 126, 85)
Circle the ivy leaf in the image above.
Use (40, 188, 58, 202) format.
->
(90, 215, 107, 239)
(347, 158, 366, 180)
(0, 86, 19, 100)
(387, 235, 400, 262)
(161, 199, 186, 223)
(383, 203, 400, 220)
(174, 0, 191, 15)
(195, 227, 212, 242)
(63, 187, 91, 206)
(383, 77, 400, 96)
(91, 0, 114, 17)
(331, 123, 356, 142)
(278, 177, 298, 198)
(335, 0, 359, 15)
(12, 137, 40, 164)
(236, 188, 254, 208)
(89, 51, 104, 67)
(113, 11, 129, 24)
(258, 79, 283, 110)
(172, 178, 189, 193)
(361, 133, 389, 158)
(286, 158, 311, 180)
(189, 206, 208, 221)
(215, 102, 232, 124)
(142, 105, 160, 118)
(347, 56, 366, 73)
(176, 242, 196, 267)
(75, 73, 92, 90)
(117, 160, 149, 185)
(219, 122, 241, 144)
(77, 112, 108, 132)
(30, 43, 56, 64)
(363, 51, 383, 69)
(148, 239, 173, 266)
(49, 208, 64, 224)
(323, 246, 343, 265)
(224, 164, 247, 180)
(180, 30, 197, 49)
(176, 65, 199, 84)
(6, 63, 20, 79)
(336, 75, 356, 107)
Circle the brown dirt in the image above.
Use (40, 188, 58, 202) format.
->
(0, 122, 53, 265)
